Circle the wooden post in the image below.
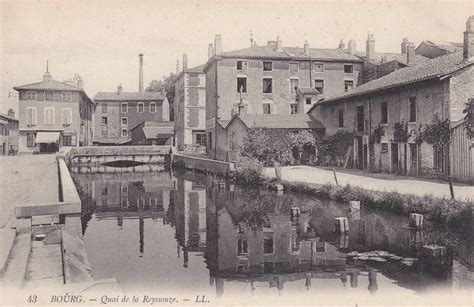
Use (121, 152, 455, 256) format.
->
(332, 168, 339, 186)
(448, 176, 455, 200)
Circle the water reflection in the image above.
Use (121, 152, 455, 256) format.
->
(72, 167, 473, 299)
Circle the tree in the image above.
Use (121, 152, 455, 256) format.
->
(146, 73, 177, 120)
(463, 98, 473, 139)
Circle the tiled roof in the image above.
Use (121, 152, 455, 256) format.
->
(217, 119, 230, 127)
(130, 120, 173, 131)
(94, 92, 166, 101)
(0, 113, 18, 122)
(318, 52, 472, 105)
(218, 46, 362, 62)
(184, 64, 205, 73)
(356, 51, 429, 66)
(13, 80, 83, 91)
(236, 114, 325, 130)
(143, 126, 174, 139)
(418, 40, 463, 54)
(298, 87, 320, 95)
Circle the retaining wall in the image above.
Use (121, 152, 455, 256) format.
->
(172, 153, 234, 177)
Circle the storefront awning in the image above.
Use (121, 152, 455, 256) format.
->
(35, 132, 60, 143)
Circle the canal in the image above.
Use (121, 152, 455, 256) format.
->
(71, 165, 472, 304)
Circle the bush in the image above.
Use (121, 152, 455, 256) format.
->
(235, 156, 264, 185)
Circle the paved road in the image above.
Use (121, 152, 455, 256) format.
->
(264, 166, 473, 201)
(0, 154, 59, 228)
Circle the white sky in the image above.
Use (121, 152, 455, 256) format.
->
(1, 0, 473, 114)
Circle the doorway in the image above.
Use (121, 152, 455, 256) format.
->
(357, 137, 363, 170)
(391, 143, 399, 173)
(409, 144, 418, 176)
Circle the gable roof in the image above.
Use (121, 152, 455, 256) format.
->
(355, 51, 429, 66)
(416, 40, 463, 54)
(229, 114, 325, 130)
(218, 45, 362, 62)
(94, 91, 166, 101)
(0, 113, 18, 122)
(129, 120, 174, 131)
(314, 52, 472, 107)
(14, 79, 84, 92)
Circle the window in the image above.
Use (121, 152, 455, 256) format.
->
(56, 91, 65, 101)
(26, 107, 37, 126)
(338, 109, 344, 128)
(63, 135, 72, 146)
(263, 238, 274, 254)
(381, 102, 388, 124)
(137, 102, 144, 113)
(62, 108, 72, 126)
(27, 133, 35, 147)
(344, 80, 354, 92)
(121, 117, 128, 126)
(150, 102, 156, 113)
(121, 185, 128, 193)
(36, 91, 44, 101)
(236, 60, 247, 71)
(263, 78, 272, 94)
(121, 129, 128, 137)
(289, 62, 299, 73)
(44, 107, 55, 125)
(45, 91, 54, 101)
(101, 104, 107, 113)
(381, 143, 388, 153)
(313, 63, 324, 72)
(262, 103, 271, 114)
(65, 91, 73, 101)
(101, 116, 107, 125)
(409, 97, 417, 122)
(344, 64, 354, 73)
(229, 132, 236, 151)
(306, 98, 312, 105)
(314, 79, 324, 94)
(102, 186, 108, 195)
(237, 239, 248, 255)
(290, 79, 299, 95)
(290, 104, 298, 114)
(101, 129, 107, 137)
(194, 132, 206, 146)
(237, 77, 247, 93)
(263, 61, 273, 71)
(121, 102, 128, 113)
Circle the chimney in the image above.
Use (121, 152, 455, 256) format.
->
(348, 40, 356, 55)
(208, 43, 214, 59)
(401, 37, 410, 54)
(214, 35, 222, 55)
(407, 42, 415, 65)
(338, 39, 346, 49)
(250, 32, 254, 47)
(117, 84, 123, 95)
(176, 59, 180, 75)
(366, 34, 375, 59)
(276, 36, 282, 52)
(138, 54, 144, 92)
(7, 109, 15, 119)
(304, 40, 310, 55)
(182, 53, 188, 70)
(464, 15, 474, 61)
(267, 40, 277, 49)
(76, 74, 83, 88)
(43, 60, 52, 82)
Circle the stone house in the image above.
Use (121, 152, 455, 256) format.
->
(204, 35, 363, 159)
(0, 109, 19, 155)
(14, 68, 95, 153)
(174, 53, 206, 153)
(214, 114, 325, 161)
(309, 16, 474, 181)
(129, 120, 174, 146)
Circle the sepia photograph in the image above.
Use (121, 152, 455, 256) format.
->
(0, 0, 473, 306)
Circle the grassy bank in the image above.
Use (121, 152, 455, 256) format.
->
(262, 179, 472, 226)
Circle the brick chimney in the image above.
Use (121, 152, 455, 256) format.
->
(366, 34, 375, 59)
(182, 53, 188, 70)
(176, 59, 180, 74)
(401, 37, 410, 54)
(208, 43, 214, 59)
(304, 40, 310, 55)
(214, 35, 222, 55)
(267, 40, 277, 49)
(117, 84, 123, 95)
(250, 32, 254, 47)
(43, 60, 52, 82)
(348, 40, 356, 55)
(276, 36, 283, 52)
(139, 54, 144, 92)
(7, 109, 15, 119)
(338, 39, 345, 49)
(464, 15, 474, 61)
(407, 42, 415, 65)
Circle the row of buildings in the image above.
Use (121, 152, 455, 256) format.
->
(11, 54, 173, 154)
(173, 16, 473, 182)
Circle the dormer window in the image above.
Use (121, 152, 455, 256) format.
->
(237, 61, 247, 71)
(263, 61, 273, 71)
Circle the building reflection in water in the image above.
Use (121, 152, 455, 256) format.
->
(73, 167, 473, 297)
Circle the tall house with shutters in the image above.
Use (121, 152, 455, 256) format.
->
(203, 35, 364, 158)
(14, 68, 95, 153)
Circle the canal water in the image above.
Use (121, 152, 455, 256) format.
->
(71, 165, 472, 304)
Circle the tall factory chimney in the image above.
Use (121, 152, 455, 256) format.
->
(139, 54, 144, 92)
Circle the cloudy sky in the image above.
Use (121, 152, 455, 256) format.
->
(1, 0, 472, 114)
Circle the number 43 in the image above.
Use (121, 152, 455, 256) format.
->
(27, 295, 37, 303)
